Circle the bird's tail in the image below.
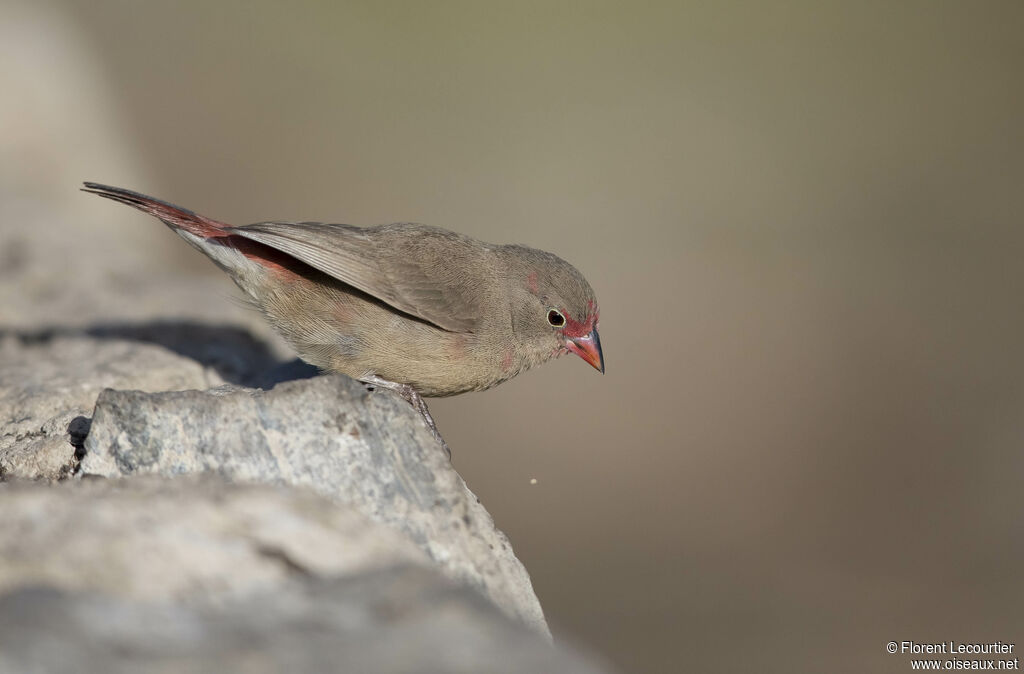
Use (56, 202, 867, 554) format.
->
(82, 182, 229, 239)
(83, 181, 313, 285)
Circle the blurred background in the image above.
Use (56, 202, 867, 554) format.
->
(3, 1, 1023, 671)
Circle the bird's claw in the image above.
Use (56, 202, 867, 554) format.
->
(361, 375, 452, 460)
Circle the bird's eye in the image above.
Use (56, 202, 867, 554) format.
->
(547, 309, 566, 327)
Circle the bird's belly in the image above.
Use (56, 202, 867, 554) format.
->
(256, 274, 502, 396)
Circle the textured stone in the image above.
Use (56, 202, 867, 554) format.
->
(0, 479, 611, 674)
(0, 477, 424, 601)
(0, 332, 223, 481)
(80, 374, 549, 636)
(0, 573, 606, 674)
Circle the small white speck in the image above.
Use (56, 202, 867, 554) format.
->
(529, 478, 538, 485)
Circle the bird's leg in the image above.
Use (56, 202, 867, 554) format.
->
(360, 375, 451, 460)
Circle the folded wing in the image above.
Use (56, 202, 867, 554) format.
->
(229, 221, 486, 333)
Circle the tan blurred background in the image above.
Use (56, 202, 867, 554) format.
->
(5, 1, 1024, 671)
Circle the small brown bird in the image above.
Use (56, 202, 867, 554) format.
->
(83, 183, 603, 456)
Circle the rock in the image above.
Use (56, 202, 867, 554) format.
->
(0, 478, 611, 674)
(0, 576, 609, 674)
(0, 322, 284, 481)
(0, 319, 552, 638)
(0, 476, 425, 601)
(80, 373, 550, 636)
(0, 331, 224, 482)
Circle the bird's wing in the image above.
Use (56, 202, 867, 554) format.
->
(228, 221, 484, 333)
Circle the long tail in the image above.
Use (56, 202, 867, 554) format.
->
(83, 181, 313, 283)
(82, 182, 229, 239)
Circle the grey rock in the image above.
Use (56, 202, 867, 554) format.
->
(80, 373, 550, 637)
(0, 479, 611, 674)
(0, 331, 226, 481)
(0, 477, 425, 601)
(0, 574, 605, 674)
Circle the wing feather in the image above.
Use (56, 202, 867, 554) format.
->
(229, 221, 485, 333)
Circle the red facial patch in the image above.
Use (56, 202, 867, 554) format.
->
(561, 300, 598, 339)
(526, 271, 539, 294)
(501, 350, 515, 373)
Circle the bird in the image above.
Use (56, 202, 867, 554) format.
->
(82, 182, 604, 457)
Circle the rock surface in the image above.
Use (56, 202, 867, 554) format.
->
(0, 479, 610, 674)
(0, 323, 280, 482)
(0, 332, 219, 482)
(0, 324, 550, 636)
(0, 477, 425, 602)
(79, 373, 549, 634)
(0, 575, 607, 674)
(0, 320, 558, 642)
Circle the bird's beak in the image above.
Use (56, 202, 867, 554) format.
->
(567, 328, 604, 374)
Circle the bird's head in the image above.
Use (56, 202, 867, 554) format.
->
(502, 246, 604, 374)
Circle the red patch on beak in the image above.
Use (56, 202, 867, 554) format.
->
(562, 300, 598, 339)
(567, 327, 604, 373)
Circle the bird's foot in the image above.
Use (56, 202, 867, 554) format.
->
(361, 375, 451, 460)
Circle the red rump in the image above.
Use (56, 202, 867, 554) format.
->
(227, 236, 306, 279)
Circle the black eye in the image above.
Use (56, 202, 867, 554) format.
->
(547, 309, 565, 327)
